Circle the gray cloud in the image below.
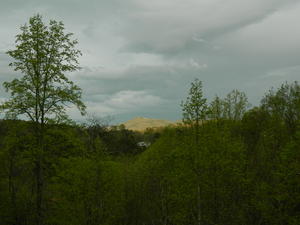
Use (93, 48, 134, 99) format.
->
(119, 0, 299, 55)
(0, 0, 300, 123)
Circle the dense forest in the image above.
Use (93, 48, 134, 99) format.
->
(0, 15, 299, 225)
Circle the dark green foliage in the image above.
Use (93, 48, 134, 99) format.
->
(261, 81, 300, 135)
(84, 122, 145, 155)
(101, 125, 141, 155)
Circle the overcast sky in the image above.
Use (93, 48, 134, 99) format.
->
(0, 0, 300, 123)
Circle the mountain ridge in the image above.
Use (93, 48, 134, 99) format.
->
(121, 117, 177, 131)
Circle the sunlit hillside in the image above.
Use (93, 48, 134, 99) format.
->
(122, 117, 177, 131)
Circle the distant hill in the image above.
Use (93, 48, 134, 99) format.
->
(121, 117, 177, 131)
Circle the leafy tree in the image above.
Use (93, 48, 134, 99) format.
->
(51, 157, 126, 225)
(209, 90, 249, 121)
(209, 95, 223, 120)
(278, 130, 300, 225)
(223, 89, 249, 120)
(1, 14, 86, 122)
(181, 79, 209, 225)
(181, 78, 208, 142)
(261, 81, 300, 135)
(0, 14, 85, 225)
(0, 120, 36, 225)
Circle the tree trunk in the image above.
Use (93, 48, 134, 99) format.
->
(197, 182, 201, 225)
(8, 148, 18, 225)
(35, 122, 44, 225)
(35, 158, 43, 225)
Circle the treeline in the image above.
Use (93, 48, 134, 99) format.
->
(0, 81, 299, 225)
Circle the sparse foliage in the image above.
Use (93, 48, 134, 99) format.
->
(1, 14, 85, 124)
(209, 90, 249, 120)
(181, 78, 208, 128)
(223, 89, 249, 120)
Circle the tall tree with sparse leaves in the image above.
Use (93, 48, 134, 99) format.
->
(223, 89, 249, 120)
(0, 14, 85, 225)
(181, 78, 208, 140)
(181, 78, 208, 225)
(209, 90, 249, 121)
